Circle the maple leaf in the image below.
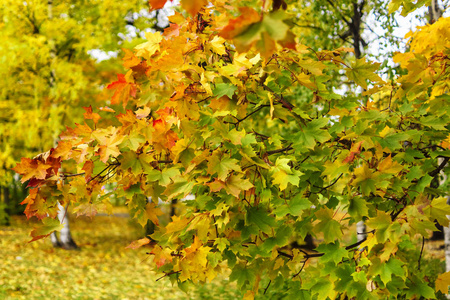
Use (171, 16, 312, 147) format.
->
(346, 58, 383, 89)
(107, 74, 137, 107)
(342, 141, 363, 164)
(126, 237, 151, 249)
(13, 157, 51, 183)
(122, 48, 141, 68)
(423, 197, 450, 227)
(207, 152, 241, 181)
(135, 32, 163, 60)
(138, 202, 164, 226)
(52, 140, 73, 160)
(377, 155, 403, 174)
(436, 271, 450, 294)
(93, 128, 125, 163)
(220, 7, 260, 39)
(225, 174, 254, 198)
(73, 203, 98, 218)
(83, 106, 101, 124)
(209, 36, 227, 55)
(29, 218, 64, 243)
(181, 0, 207, 16)
(149, 0, 169, 10)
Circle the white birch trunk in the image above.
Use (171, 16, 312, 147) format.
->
(356, 220, 366, 242)
(50, 202, 78, 250)
(438, 157, 450, 299)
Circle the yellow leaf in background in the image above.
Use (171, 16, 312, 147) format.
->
(210, 36, 226, 55)
(436, 271, 450, 294)
(135, 32, 162, 60)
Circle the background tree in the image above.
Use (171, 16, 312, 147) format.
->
(0, 0, 156, 233)
(13, 0, 450, 298)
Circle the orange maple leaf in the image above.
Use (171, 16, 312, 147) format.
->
(107, 74, 137, 107)
(149, 0, 169, 10)
(13, 157, 52, 183)
(83, 106, 101, 124)
(220, 7, 260, 39)
(122, 48, 141, 68)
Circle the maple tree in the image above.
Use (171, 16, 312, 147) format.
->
(13, 0, 450, 298)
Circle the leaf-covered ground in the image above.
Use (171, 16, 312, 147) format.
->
(0, 212, 241, 300)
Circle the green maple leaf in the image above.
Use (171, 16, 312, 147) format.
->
(316, 242, 349, 264)
(274, 194, 312, 217)
(314, 208, 343, 242)
(207, 154, 241, 181)
(294, 118, 332, 150)
(348, 197, 369, 221)
(380, 258, 405, 285)
(369, 257, 405, 285)
(346, 58, 383, 89)
(229, 262, 255, 289)
(311, 279, 335, 300)
(163, 176, 194, 199)
(246, 206, 276, 234)
(406, 275, 436, 299)
(213, 83, 237, 98)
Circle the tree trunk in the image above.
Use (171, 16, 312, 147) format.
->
(1, 186, 11, 225)
(428, 0, 442, 24)
(50, 202, 78, 250)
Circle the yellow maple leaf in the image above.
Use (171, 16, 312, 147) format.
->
(378, 155, 403, 174)
(135, 32, 162, 60)
(210, 36, 226, 55)
(436, 271, 450, 294)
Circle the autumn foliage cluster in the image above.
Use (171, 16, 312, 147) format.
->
(12, 0, 450, 298)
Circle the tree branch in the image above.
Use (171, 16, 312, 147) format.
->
(428, 157, 449, 177)
(266, 144, 293, 155)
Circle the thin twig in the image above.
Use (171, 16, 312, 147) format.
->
(418, 236, 425, 271)
(263, 280, 271, 294)
(156, 271, 181, 282)
(318, 173, 343, 192)
(60, 172, 85, 178)
(266, 144, 294, 155)
(293, 259, 308, 278)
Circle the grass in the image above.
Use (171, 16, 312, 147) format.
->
(0, 212, 241, 300)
